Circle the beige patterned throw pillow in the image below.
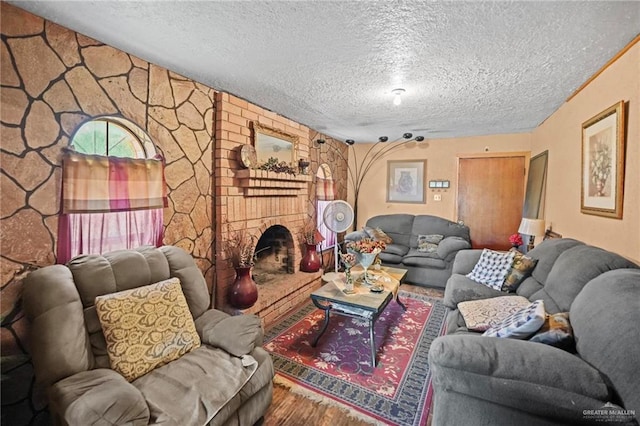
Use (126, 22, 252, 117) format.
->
(95, 277, 201, 382)
(458, 295, 531, 331)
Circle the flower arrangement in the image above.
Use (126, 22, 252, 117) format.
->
(346, 238, 386, 254)
(224, 228, 257, 268)
(509, 233, 523, 247)
(301, 218, 325, 245)
(590, 141, 611, 196)
(340, 252, 357, 270)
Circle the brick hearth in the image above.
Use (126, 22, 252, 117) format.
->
(226, 270, 323, 328)
(214, 92, 326, 326)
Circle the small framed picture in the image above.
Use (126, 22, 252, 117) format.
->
(387, 160, 426, 203)
(435, 181, 443, 188)
(429, 181, 437, 188)
(442, 180, 450, 188)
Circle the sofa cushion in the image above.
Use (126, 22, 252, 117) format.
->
(409, 215, 471, 247)
(365, 214, 415, 247)
(95, 278, 201, 382)
(363, 226, 393, 244)
(526, 238, 584, 286)
(502, 251, 537, 292)
(200, 314, 262, 357)
(133, 345, 270, 425)
(402, 249, 446, 269)
(571, 269, 640, 415)
(417, 234, 444, 252)
(458, 295, 531, 331)
(382, 243, 409, 257)
(443, 274, 504, 309)
(466, 249, 516, 290)
(529, 245, 639, 313)
(482, 300, 545, 339)
(436, 236, 471, 260)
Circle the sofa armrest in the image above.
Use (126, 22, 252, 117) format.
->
(451, 249, 483, 274)
(429, 335, 612, 422)
(197, 310, 264, 356)
(49, 369, 149, 425)
(344, 230, 367, 242)
(436, 236, 472, 261)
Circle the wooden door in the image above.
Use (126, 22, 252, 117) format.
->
(457, 154, 527, 250)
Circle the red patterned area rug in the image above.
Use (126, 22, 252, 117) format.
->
(264, 291, 447, 425)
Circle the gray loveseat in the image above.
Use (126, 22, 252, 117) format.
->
(428, 238, 640, 425)
(345, 214, 471, 288)
(23, 246, 274, 426)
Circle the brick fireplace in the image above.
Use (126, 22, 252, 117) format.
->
(214, 93, 326, 326)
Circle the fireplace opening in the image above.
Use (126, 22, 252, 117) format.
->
(253, 225, 294, 285)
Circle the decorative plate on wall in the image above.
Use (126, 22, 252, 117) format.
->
(240, 144, 257, 168)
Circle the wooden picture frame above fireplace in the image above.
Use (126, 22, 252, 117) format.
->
(252, 122, 298, 166)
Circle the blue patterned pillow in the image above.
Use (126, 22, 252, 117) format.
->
(466, 249, 516, 290)
(482, 300, 546, 339)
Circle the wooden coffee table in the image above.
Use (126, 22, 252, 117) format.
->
(310, 266, 407, 367)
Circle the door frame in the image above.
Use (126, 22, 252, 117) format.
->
(455, 151, 531, 222)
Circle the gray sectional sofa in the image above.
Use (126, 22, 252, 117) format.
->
(345, 214, 471, 288)
(428, 238, 640, 425)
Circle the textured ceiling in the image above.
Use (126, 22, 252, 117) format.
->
(11, 1, 640, 142)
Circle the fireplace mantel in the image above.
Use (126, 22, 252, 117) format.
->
(235, 169, 312, 197)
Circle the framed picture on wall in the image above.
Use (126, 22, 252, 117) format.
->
(581, 101, 626, 219)
(251, 122, 298, 166)
(387, 160, 426, 203)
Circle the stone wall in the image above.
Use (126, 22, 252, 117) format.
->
(0, 3, 214, 424)
(0, 3, 348, 424)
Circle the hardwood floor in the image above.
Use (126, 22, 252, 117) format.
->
(263, 283, 444, 426)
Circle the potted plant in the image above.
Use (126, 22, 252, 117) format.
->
(300, 218, 325, 272)
(224, 229, 258, 309)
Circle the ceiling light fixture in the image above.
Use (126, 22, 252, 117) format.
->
(392, 88, 405, 106)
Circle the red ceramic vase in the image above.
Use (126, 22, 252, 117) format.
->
(228, 266, 258, 309)
(300, 243, 322, 272)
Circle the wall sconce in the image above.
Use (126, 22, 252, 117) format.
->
(429, 180, 450, 189)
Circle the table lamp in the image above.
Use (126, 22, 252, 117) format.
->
(518, 218, 546, 252)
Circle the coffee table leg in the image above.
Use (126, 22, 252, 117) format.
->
(395, 294, 407, 311)
(369, 320, 376, 367)
(311, 302, 331, 347)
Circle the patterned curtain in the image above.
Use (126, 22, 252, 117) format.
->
(57, 151, 167, 263)
(61, 150, 167, 213)
(316, 177, 335, 201)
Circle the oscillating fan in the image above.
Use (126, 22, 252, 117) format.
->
(322, 200, 355, 272)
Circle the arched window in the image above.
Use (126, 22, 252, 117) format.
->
(316, 163, 336, 251)
(57, 116, 167, 263)
(70, 116, 156, 158)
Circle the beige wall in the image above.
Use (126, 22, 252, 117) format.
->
(531, 43, 640, 263)
(351, 133, 531, 227)
(353, 42, 639, 263)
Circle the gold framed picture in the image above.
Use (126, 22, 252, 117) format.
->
(581, 101, 626, 219)
(251, 122, 298, 166)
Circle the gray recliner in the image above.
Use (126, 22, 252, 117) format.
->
(23, 246, 274, 426)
